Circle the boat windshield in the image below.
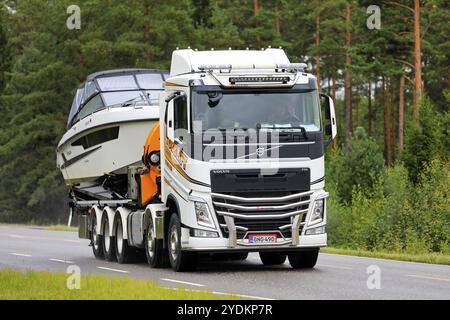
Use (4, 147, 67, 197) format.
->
(101, 90, 162, 107)
(67, 71, 168, 128)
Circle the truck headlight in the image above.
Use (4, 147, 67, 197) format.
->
(309, 199, 324, 225)
(194, 202, 214, 228)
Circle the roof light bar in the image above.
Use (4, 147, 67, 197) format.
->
(277, 63, 307, 71)
(229, 76, 291, 84)
(198, 64, 232, 71)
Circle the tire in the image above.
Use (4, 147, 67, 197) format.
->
(144, 215, 168, 268)
(102, 216, 116, 261)
(259, 252, 287, 265)
(91, 214, 104, 259)
(288, 249, 319, 269)
(115, 217, 132, 264)
(167, 214, 197, 272)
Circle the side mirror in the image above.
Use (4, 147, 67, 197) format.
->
(166, 101, 175, 142)
(320, 93, 337, 142)
(164, 91, 187, 143)
(207, 92, 223, 108)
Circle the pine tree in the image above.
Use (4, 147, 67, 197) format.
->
(194, 0, 244, 50)
(0, 4, 9, 92)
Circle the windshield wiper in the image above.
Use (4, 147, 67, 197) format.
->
(120, 95, 146, 107)
(282, 126, 309, 140)
(208, 128, 250, 134)
(256, 124, 309, 140)
(108, 93, 149, 108)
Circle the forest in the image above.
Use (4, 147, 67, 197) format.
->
(0, 0, 448, 256)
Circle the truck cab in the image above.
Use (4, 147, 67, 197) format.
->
(158, 49, 337, 270)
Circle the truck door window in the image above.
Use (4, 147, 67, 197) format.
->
(174, 97, 188, 139)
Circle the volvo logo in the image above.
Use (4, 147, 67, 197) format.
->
(256, 147, 265, 157)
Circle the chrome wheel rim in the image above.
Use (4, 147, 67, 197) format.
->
(169, 225, 178, 262)
(104, 220, 110, 251)
(146, 222, 154, 259)
(116, 222, 123, 254)
(93, 221, 99, 250)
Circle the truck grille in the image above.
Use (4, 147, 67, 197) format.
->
(212, 190, 312, 239)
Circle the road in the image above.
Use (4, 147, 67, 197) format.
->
(0, 225, 449, 300)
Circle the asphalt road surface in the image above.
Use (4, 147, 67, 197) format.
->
(1, 225, 449, 300)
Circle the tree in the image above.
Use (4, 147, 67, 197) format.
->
(344, 2, 353, 148)
(0, 0, 198, 222)
(401, 97, 443, 183)
(0, 0, 449, 224)
(383, 78, 393, 166)
(335, 127, 385, 203)
(420, 0, 450, 113)
(383, 0, 423, 125)
(194, 0, 244, 50)
(0, 4, 9, 92)
(398, 75, 405, 149)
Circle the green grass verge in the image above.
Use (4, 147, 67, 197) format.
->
(44, 225, 77, 232)
(0, 269, 235, 300)
(322, 247, 450, 265)
(0, 223, 77, 232)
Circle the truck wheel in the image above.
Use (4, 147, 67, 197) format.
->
(115, 218, 131, 264)
(102, 217, 116, 261)
(168, 214, 197, 272)
(288, 249, 319, 269)
(259, 252, 287, 265)
(91, 215, 104, 259)
(144, 216, 168, 268)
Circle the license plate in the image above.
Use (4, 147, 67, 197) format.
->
(248, 234, 277, 244)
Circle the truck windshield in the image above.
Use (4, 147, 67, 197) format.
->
(191, 90, 321, 133)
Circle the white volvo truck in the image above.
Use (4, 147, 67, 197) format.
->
(71, 49, 337, 272)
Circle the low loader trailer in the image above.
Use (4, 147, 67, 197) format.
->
(69, 49, 337, 271)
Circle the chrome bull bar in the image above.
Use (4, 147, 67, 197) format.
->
(211, 190, 315, 247)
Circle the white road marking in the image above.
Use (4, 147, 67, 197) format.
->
(9, 234, 26, 238)
(213, 291, 275, 300)
(162, 287, 203, 293)
(97, 266, 129, 274)
(317, 263, 353, 270)
(407, 274, 450, 283)
(49, 258, 74, 264)
(161, 278, 205, 287)
(10, 253, 32, 257)
(63, 239, 80, 243)
(162, 287, 275, 300)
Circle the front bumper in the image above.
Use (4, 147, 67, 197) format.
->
(180, 189, 328, 252)
(182, 232, 327, 252)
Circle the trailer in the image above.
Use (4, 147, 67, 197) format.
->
(69, 48, 337, 271)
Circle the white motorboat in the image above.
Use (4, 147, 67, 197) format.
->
(56, 69, 168, 199)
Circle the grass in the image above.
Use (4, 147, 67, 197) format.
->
(44, 225, 77, 232)
(0, 269, 235, 300)
(322, 247, 450, 265)
(0, 222, 77, 232)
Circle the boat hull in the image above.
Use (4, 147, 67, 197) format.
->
(57, 106, 158, 186)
